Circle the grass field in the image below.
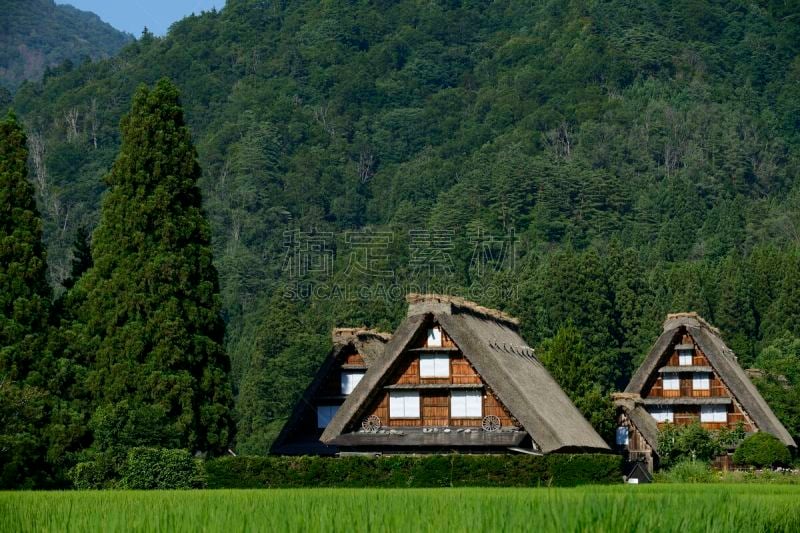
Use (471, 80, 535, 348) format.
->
(3, 485, 800, 532)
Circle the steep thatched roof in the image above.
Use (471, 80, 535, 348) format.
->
(625, 313, 795, 448)
(270, 328, 391, 455)
(321, 294, 609, 453)
(613, 393, 659, 452)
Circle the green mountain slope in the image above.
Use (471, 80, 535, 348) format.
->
(10, 0, 800, 451)
(0, 0, 132, 91)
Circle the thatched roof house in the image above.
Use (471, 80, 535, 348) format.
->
(615, 312, 795, 470)
(270, 328, 391, 455)
(320, 294, 609, 454)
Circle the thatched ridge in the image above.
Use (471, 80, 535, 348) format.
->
(663, 312, 720, 335)
(332, 327, 392, 344)
(406, 293, 520, 326)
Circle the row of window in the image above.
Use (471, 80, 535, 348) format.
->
(388, 390, 483, 419)
(649, 404, 728, 423)
(339, 354, 454, 397)
(662, 372, 711, 390)
(316, 389, 484, 429)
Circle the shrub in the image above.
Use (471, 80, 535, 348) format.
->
(69, 461, 109, 490)
(655, 459, 713, 483)
(733, 433, 792, 469)
(120, 448, 206, 489)
(205, 454, 621, 489)
(657, 422, 722, 467)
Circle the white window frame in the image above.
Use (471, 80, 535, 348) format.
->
(420, 354, 450, 378)
(389, 391, 420, 419)
(693, 372, 710, 391)
(678, 349, 693, 366)
(317, 405, 339, 429)
(662, 372, 680, 390)
(700, 405, 727, 423)
(649, 406, 674, 423)
(340, 371, 365, 395)
(450, 390, 482, 418)
(427, 327, 442, 347)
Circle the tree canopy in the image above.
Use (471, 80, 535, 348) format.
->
(6, 0, 800, 457)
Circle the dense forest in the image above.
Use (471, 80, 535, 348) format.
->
(3, 0, 800, 484)
(0, 0, 132, 92)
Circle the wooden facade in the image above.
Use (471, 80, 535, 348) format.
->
(640, 332, 754, 432)
(362, 323, 517, 429)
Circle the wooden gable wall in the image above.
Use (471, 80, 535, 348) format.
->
(362, 323, 517, 429)
(640, 329, 754, 432)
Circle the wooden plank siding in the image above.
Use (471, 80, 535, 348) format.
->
(643, 332, 755, 432)
(361, 323, 516, 428)
(343, 351, 366, 366)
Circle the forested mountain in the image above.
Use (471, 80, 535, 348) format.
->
(0, 0, 132, 92)
(8, 0, 800, 454)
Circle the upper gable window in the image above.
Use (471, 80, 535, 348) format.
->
(340, 371, 365, 395)
(678, 348, 694, 366)
(420, 354, 450, 378)
(427, 327, 442, 347)
(663, 372, 680, 390)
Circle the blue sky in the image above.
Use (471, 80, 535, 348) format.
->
(58, 1, 226, 36)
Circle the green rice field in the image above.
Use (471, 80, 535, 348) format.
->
(3, 485, 800, 532)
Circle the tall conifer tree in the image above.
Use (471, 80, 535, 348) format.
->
(77, 80, 234, 453)
(0, 112, 50, 379)
(0, 113, 54, 487)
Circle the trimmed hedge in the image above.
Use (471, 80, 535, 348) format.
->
(206, 454, 621, 488)
(120, 448, 207, 489)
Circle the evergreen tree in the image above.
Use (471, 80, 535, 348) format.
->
(538, 324, 615, 442)
(0, 112, 56, 488)
(61, 226, 93, 290)
(0, 112, 50, 380)
(75, 80, 234, 454)
(716, 254, 758, 365)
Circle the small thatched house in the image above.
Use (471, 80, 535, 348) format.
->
(615, 312, 795, 472)
(270, 328, 391, 455)
(319, 294, 610, 454)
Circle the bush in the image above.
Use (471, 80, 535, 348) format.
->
(655, 459, 713, 483)
(733, 433, 792, 469)
(69, 461, 109, 490)
(205, 454, 622, 489)
(657, 423, 722, 467)
(120, 448, 206, 489)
